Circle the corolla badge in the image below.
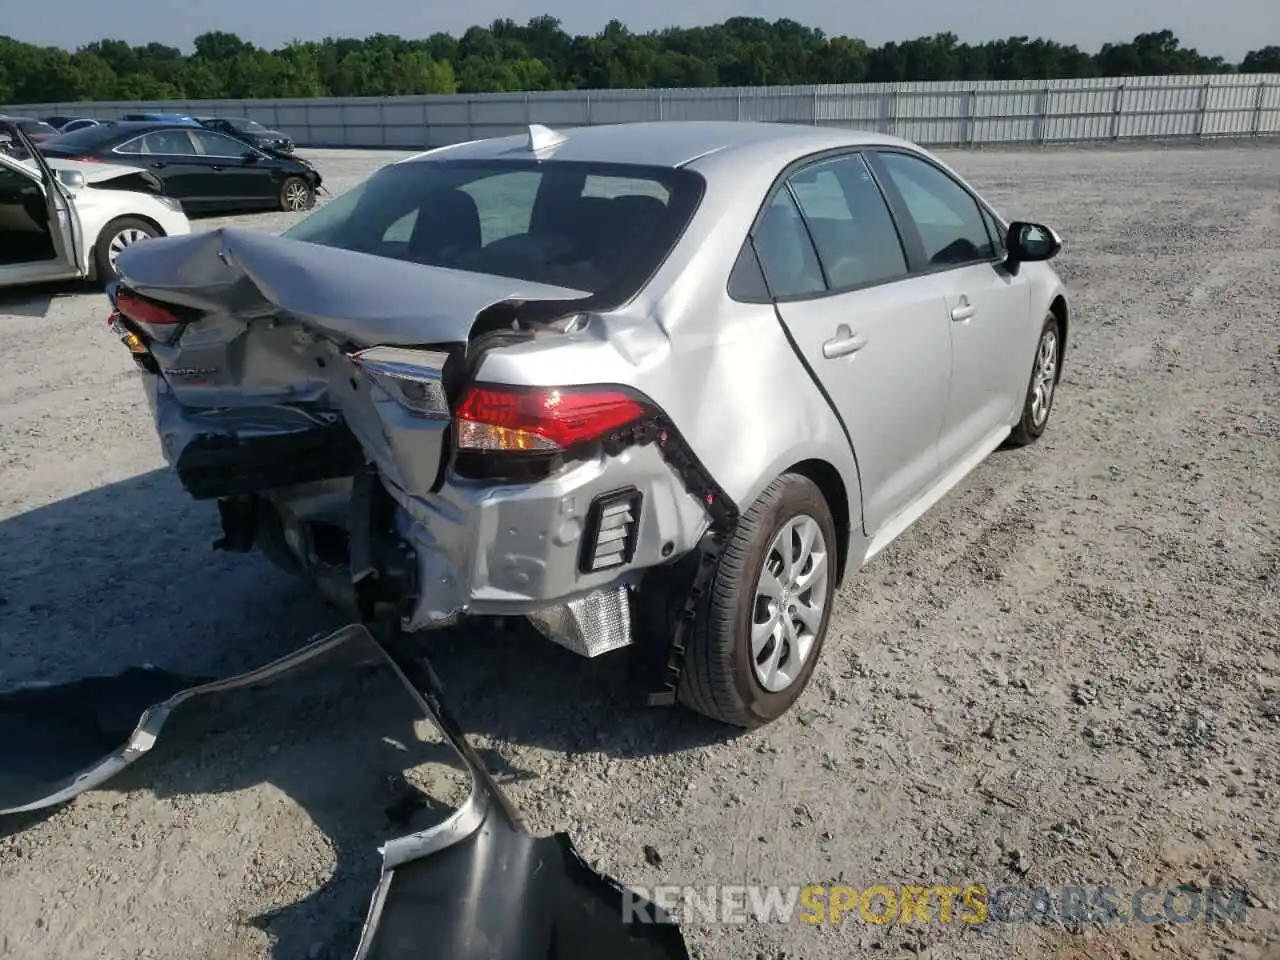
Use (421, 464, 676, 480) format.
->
(164, 367, 219, 377)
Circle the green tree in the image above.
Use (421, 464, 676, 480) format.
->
(1241, 46, 1280, 72)
(0, 21, 1270, 106)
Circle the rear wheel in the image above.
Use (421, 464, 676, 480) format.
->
(94, 216, 160, 282)
(279, 176, 315, 213)
(678, 473, 837, 728)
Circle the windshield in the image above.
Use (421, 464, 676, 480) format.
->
(282, 159, 703, 302)
(229, 118, 266, 132)
(18, 120, 56, 135)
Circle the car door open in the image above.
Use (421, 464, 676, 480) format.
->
(0, 120, 82, 278)
(754, 153, 952, 541)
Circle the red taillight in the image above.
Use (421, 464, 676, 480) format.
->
(454, 385, 649, 453)
(115, 291, 183, 343)
(116, 291, 178, 326)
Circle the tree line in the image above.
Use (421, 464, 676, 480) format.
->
(1, 19, 1278, 105)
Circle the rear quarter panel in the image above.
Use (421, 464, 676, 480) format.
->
(473, 295, 862, 542)
(475, 134, 865, 538)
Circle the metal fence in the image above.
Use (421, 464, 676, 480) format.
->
(7, 74, 1280, 149)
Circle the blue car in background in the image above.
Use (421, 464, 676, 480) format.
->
(121, 113, 200, 125)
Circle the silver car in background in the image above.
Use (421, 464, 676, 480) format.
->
(107, 121, 1068, 728)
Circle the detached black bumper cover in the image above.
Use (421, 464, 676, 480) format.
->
(0, 625, 689, 960)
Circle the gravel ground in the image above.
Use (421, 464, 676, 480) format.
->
(1, 142, 1278, 960)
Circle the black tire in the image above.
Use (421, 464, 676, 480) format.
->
(93, 216, 160, 283)
(678, 473, 838, 728)
(279, 176, 315, 213)
(1007, 312, 1062, 448)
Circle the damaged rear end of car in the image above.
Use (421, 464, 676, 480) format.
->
(108, 151, 717, 660)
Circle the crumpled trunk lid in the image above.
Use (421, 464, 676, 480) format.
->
(116, 227, 588, 347)
(114, 227, 588, 499)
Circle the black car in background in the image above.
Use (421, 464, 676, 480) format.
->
(38, 121, 321, 214)
(196, 116, 295, 154)
(58, 118, 113, 133)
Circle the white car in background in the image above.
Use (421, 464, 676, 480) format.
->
(0, 120, 189, 290)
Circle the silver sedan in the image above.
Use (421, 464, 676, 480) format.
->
(109, 120, 1069, 728)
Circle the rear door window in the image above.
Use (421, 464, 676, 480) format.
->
(750, 188, 826, 299)
(130, 130, 199, 156)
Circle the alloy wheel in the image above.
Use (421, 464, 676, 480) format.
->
(283, 181, 311, 211)
(107, 227, 153, 273)
(1029, 326, 1058, 428)
(751, 514, 829, 693)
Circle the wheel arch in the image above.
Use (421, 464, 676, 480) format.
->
(88, 213, 168, 279)
(1048, 292, 1069, 380)
(786, 458, 855, 587)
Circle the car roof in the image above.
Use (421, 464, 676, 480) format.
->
(404, 121, 920, 169)
(90, 121, 192, 135)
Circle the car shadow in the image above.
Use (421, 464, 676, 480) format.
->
(0, 278, 96, 318)
(0, 467, 732, 758)
(0, 468, 735, 955)
(186, 208, 282, 221)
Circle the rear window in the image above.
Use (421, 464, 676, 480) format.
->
(41, 124, 126, 151)
(282, 159, 703, 304)
(18, 120, 56, 135)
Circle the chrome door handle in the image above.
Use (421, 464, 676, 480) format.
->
(822, 325, 868, 359)
(951, 297, 975, 322)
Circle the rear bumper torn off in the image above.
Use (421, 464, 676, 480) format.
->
(0, 624, 691, 959)
(381, 442, 709, 645)
(145, 379, 710, 655)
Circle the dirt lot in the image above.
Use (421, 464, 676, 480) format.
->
(1, 142, 1278, 960)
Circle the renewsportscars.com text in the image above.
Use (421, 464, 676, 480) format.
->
(622, 884, 1250, 926)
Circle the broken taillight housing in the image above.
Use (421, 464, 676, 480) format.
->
(349, 346, 451, 419)
(114, 290, 183, 345)
(108, 308, 159, 373)
(454, 385, 649, 453)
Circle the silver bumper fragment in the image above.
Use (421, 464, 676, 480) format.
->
(0, 624, 691, 959)
(525, 586, 632, 657)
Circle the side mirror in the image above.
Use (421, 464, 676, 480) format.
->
(242, 151, 259, 163)
(1005, 221, 1062, 264)
(56, 169, 86, 190)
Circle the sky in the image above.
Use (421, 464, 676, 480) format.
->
(2, 0, 1276, 62)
